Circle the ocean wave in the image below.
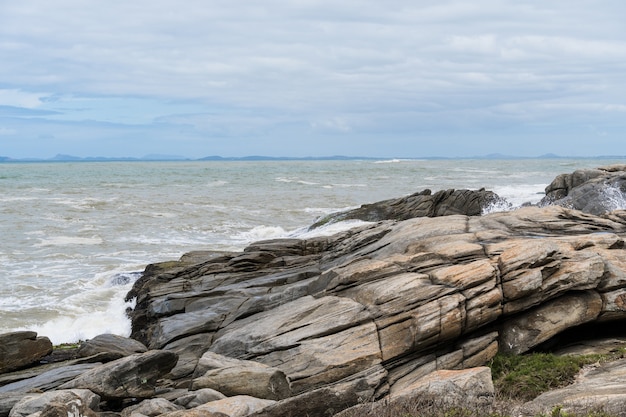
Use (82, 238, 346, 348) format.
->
(34, 236, 104, 247)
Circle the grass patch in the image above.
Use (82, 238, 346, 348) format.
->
(489, 351, 625, 402)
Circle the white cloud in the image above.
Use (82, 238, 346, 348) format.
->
(0, 89, 45, 108)
(1, 1, 625, 157)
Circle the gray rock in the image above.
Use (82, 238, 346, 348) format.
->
(59, 351, 178, 399)
(8, 389, 100, 417)
(120, 398, 183, 417)
(310, 187, 501, 228)
(77, 334, 147, 361)
(0, 363, 100, 394)
(172, 388, 226, 409)
(191, 352, 291, 400)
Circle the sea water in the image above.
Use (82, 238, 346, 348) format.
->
(0, 158, 624, 344)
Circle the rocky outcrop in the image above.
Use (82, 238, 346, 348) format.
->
(119, 204, 626, 416)
(4, 168, 626, 417)
(309, 187, 502, 227)
(540, 164, 626, 214)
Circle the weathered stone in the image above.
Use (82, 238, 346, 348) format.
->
(8, 390, 100, 417)
(338, 366, 494, 417)
(191, 352, 291, 400)
(0, 363, 100, 394)
(120, 398, 183, 417)
(178, 396, 274, 417)
(250, 365, 386, 417)
(310, 188, 501, 227)
(0, 332, 52, 373)
(59, 351, 178, 399)
(77, 334, 147, 361)
(162, 333, 214, 380)
(500, 291, 603, 354)
(172, 388, 226, 409)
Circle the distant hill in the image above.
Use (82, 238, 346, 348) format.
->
(1, 154, 624, 163)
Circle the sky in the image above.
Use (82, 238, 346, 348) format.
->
(1, 1, 625, 159)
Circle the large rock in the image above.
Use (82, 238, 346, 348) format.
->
(191, 352, 291, 400)
(0, 332, 52, 373)
(8, 389, 100, 417)
(310, 187, 501, 227)
(59, 350, 178, 399)
(540, 165, 626, 214)
(122, 202, 626, 416)
(77, 334, 147, 361)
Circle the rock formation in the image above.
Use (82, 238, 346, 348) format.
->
(3, 166, 626, 417)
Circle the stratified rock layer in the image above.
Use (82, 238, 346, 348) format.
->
(124, 204, 626, 415)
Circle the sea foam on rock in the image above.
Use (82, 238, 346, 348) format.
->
(4, 166, 626, 417)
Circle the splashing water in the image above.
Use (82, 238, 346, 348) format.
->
(602, 184, 626, 212)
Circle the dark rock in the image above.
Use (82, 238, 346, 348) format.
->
(540, 165, 626, 214)
(59, 351, 178, 400)
(310, 188, 501, 228)
(0, 332, 52, 373)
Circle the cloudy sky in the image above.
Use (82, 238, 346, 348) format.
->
(1, 1, 625, 158)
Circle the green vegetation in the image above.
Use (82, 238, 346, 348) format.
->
(490, 351, 625, 402)
(336, 350, 626, 417)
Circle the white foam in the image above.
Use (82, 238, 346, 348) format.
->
(602, 185, 626, 212)
(35, 236, 104, 247)
(236, 225, 289, 243)
(292, 219, 373, 239)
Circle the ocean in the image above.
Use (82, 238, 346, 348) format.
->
(1, 158, 624, 345)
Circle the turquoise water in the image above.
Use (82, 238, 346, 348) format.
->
(0, 158, 623, 343)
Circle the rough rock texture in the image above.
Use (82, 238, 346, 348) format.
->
(191, 352, 291, 400)
(8, 390, 100, 417)
(335, 367, 495, 417)
(540, 164, 626, 214)
(77, 334, 148, 361)
(122, 203, 626, 416)
(59, 351, 178, 400)
(0, 332, 52, 373)
(309, 188, 502, 227)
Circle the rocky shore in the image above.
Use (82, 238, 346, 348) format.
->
(2, 165, 626, 417)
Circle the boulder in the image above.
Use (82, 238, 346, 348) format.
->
(77, 334, 147, 361)
(172, 388, 226, 409)
(541, 165, 626, 214)
(310, 188, 501, 227)
(191, 352, 291, 400)
(120, 398, 183, 417)
(0, 332, 52, 373)
(8, 389, 100, 417)
(59, 350, 178, 399)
